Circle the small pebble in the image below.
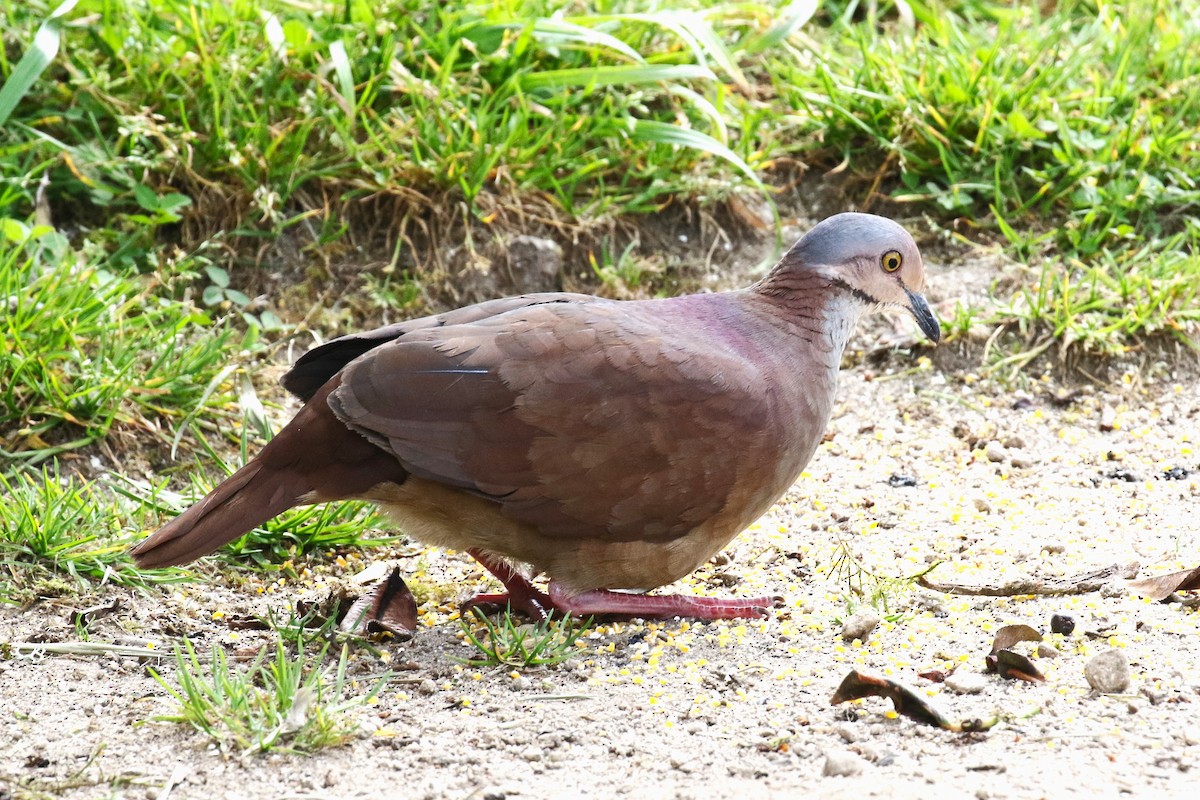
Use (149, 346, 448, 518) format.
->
(669, 756, 693, 773)
(1042, 542, 1067, 555)
(1100, 581, 1125, 599)
(835, 722, 861, 743)
(972, 497, 993, 514)
(1085, 649, 1131, 693)
(984, 441, 1007, 463)
(822, 749, 866, 777)
(1100, 405, 1117, 431)
(841, 609, 881, 642)
(521, 745, 543, 762)
(418, 679, 438, 695)
(1009, 454, 1034, 469)
(1037, 642, 1060, 659)
(914, 594, 949, 617)
(945, 672, 989, 695)
(1050, 614, 1076, 635)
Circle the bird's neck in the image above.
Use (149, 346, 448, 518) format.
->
(748, 270, 869, 368)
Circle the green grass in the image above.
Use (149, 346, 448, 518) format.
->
(0, 225, 237, 467)
(0, 467, 188, 601)
(4, 0, 1188, 365)
(763, 0, 1200, 351)
(149, 637, 385, 754)
(458, 606, 593, 668)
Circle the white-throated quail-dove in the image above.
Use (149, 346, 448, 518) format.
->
(131, 212, 940, 620)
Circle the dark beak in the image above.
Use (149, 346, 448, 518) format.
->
(904, 286, 941, 344)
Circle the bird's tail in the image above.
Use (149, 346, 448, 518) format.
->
(130, 461, 310, 569)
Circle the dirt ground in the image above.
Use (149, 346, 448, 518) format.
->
(2, 249, 1199, 800)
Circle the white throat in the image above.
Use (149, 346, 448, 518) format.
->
(820, 293, 870, 367)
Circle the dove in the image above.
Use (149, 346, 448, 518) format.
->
(131, 212, 940, 620)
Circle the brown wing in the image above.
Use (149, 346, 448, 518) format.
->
(281, 293, 597, 401)
(328, 299, 776, 544)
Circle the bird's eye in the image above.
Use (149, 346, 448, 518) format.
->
(881, 250, 903, 273)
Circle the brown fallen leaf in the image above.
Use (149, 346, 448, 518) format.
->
(830, 670, 997, 732)
(985, 650, 1045, 682)
(339, 567, 418, 640)
(984, 624, 1044, 682)
(990, 624, 1042, 654)
(1125, 567, 1200, 602)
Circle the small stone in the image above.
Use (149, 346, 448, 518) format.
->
(1141, 687, 1166, 705)
(1041, 542, 1067, 555)
(1100, 581, 1125, 599)
(1050, 614, 1076, 635)
(984, 441, 1007, 463)
(520, 745, 543, 762)
(822, 749, 866, 777)
(668, 756, 693, 773)
(1009, 454, 1034, 469)
(835, 722, 861, 743)
(1002, 435, 1026, 449)
(1085, 649, 1131, 693)
(418, 679, 438, 695)
(1037, 642, 1060, 659)
(972, 497, 993, 514)
(841, 609, 881, 642)
(914, 593, 949, 617)
(945, 672, 989, 695)
(1099, 405, 1117, 432)
(511, 677, 531, 691)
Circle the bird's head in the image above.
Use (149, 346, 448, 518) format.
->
(775, 212, 941, 343)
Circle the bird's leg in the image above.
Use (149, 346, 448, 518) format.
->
(463, 548, 554, 621)
(464, 548, 776, 621)
(547, 581, 776, 621)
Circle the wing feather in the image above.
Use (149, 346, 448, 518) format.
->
(330, 298, 779, 544)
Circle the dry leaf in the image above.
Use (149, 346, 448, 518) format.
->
(1125, 567, 1200, 602)
(990, 624, 1042, 654)
(984, 624, 1045, 682)
(830, 670, 996, 732)
(339, 567, 418, 640)
(986, 650, 1045, 682)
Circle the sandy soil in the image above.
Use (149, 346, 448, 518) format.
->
(2, 262, 1199, 800)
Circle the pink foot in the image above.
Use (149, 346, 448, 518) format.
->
(463, 549, 554, 621)
(464, 548, 776, 622)
(548, 582, 775, 620)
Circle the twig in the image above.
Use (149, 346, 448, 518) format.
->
(918, 562, 1139, 597)
(5, 641, 170, 659)
(156, 764, 189, 800)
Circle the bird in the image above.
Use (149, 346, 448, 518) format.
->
(130, 212, 940, 621)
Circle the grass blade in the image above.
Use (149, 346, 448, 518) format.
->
(742, 0, 819, 54)
(520, 63, 713, 92)
(0, 0, 79, 127)
(328, 39, 355, 128)
(630, 119, 760, 188)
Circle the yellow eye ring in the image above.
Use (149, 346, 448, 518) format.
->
(881, 250, 903, 273)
